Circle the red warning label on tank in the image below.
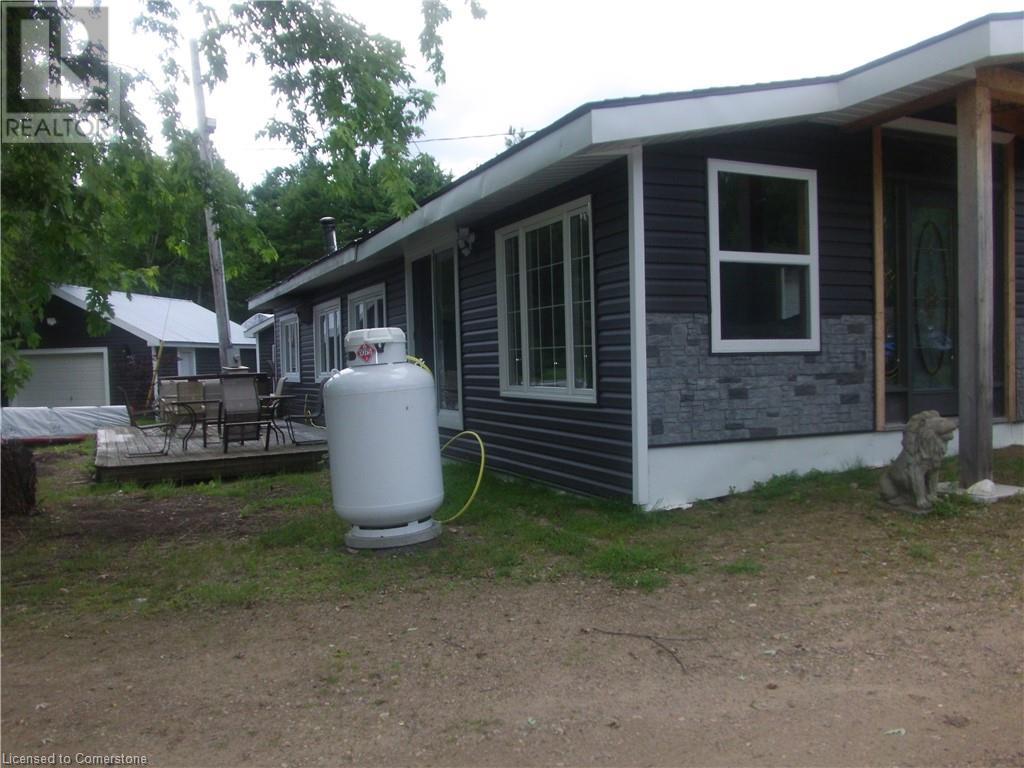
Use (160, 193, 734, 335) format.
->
(357, 342, 374, 362)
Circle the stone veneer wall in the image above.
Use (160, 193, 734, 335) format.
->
(1017, 319, 1024, 422)
(647, 313, 875, 446)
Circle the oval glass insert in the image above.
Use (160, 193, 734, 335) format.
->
(913, 220, 951, 377)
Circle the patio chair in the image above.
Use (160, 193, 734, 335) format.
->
(174, 379, 217, 448)
(156, 380, 207, 453)
(283, 377, 328, 445)
(202, 378, 223, 438)
(120, 387, 174, 457)
(219, 376, 273, 453)
(258, 376, 291, 445)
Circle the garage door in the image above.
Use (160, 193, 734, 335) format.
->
(12, 350, 109, 407)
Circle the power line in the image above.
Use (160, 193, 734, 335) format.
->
(414, 129, 537, 144)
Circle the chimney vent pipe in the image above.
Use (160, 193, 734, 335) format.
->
(320, 216, 338, 256)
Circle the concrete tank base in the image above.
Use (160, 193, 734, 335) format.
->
(345, 518, 442, 550)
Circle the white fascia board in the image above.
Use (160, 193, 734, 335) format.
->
(248, 112, 594, 310)
(990, 15, 1024, 56)
(591, 81, 840, 145)
(593, 16, 1023, 146)
(50, 285, 162, 346)
(836, 18, 1021, 107)
(166, 341, 255, 349)
(243, 316, 275, 337)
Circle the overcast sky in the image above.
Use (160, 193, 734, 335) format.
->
(107, 0, 1022, 188)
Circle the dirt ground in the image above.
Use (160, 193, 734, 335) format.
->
(3, 564, 1022, 766)
(2, 449, 1023, 767)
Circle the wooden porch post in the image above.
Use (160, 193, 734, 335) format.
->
(956, 84, 994, 486)
(872, 127, 886, 431)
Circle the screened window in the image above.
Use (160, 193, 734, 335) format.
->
(348, 284, 386, 332)
(496, 197, 595, 402)
(708, 159, 820, 353)
(313, 299, 341, 379)
(280, 316, 300, 382)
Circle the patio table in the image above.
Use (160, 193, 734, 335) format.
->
(172, 398, 222, 449)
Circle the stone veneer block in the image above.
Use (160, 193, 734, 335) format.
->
(647, 313, 875, 446)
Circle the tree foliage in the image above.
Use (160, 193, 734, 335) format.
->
(504, 125, 527, 148)
(241, 152, 451, 302)
(141, 0, 476, 218)
(1, 0, 480, 398)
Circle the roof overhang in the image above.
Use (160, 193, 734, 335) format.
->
(243, 313, 275, 336)
(248, 12, 1024, 312)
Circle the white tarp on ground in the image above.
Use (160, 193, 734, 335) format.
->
(1, 406, 129, 440)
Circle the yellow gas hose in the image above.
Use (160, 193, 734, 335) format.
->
(404, 356, 486, 524)
(437, 430, 486, 524)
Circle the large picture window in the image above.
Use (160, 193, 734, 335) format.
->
(279, 315, 300, 382)
(708, 159, 820, 353)
(496, 197, 596, 402)
(313, 299, 341, 380)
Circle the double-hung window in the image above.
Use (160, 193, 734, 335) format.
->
(708, 159, 820, 353)
(496, 196, 596, 402)
(313, 299, 341, 380)
(347, 284, 386, 332)
(279, 315, 300, 382)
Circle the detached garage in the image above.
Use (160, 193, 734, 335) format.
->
(10, 286, 257, 409)
(12, 348, 110, 407)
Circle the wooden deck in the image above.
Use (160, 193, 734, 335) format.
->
(94, 423, 329, 484)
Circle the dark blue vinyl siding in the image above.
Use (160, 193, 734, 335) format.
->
(274, 259, 406, 415)
(454, 159, 633, 498)
(196, 348, 221, 375)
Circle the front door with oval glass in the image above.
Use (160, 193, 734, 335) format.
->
(885, 186, 958, 422)
(884, 181, 1006, 424)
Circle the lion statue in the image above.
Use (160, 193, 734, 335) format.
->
(879, 410, 956, 512)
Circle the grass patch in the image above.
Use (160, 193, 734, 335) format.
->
(931, 492, 982, 518)
(906, 542, 936, 562)
(718, 558, 763, 575)
(5, 444, 1022, 621)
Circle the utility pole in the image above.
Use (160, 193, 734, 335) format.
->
(190, 39, 235, 370)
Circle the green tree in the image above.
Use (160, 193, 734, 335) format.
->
(240, 152, 451, 303)
(1, 0, 482, 398)
(504, 125, 527, 148)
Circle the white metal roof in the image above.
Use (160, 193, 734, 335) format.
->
(54, 285, 254, 348)
(249, 12, 1024, 311)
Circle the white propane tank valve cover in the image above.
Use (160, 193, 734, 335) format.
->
(344, 327, 407, 366)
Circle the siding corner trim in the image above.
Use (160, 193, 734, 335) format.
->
(628, 145, 649, 507)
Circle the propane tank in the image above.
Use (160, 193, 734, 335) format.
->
(323, 327, 443, 548)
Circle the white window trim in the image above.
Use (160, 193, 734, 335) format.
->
(405, 242, 464, 431)
(347, 283, 387, 332)
(495, 195, 597, 404)
(313, 299, 341, 381)
(279, 314, 300, 382)
(708, 158, 820, 354)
